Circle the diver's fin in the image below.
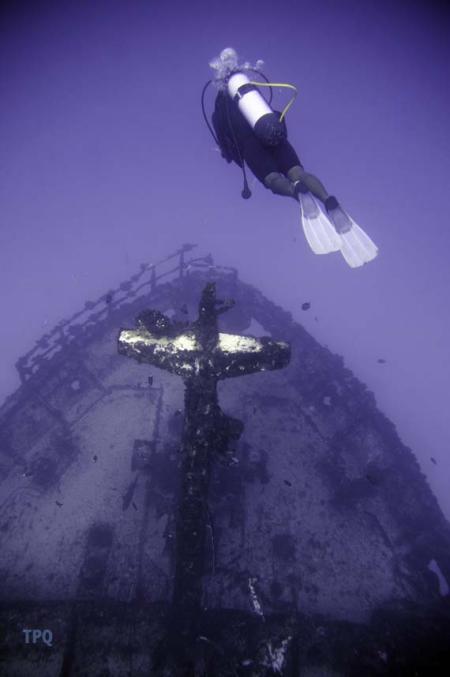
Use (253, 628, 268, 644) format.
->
(325, 202, 352, 234)
(338, 216, 378, 267)
(299, 193, 341, 255)
(298, 191, 319, 219)
(325, 201, 378, 267)
(302, 212, 342, 255)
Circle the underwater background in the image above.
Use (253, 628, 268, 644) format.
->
(1, 3, 450, 674)
(1, 0, 449, 517)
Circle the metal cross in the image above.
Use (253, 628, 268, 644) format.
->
(118, 282, 290, 646)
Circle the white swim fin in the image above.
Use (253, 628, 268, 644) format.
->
(324, 202, 379, 267)
(299, 192, 379, 267)
(299, 193, 341, 255)
(334, 214, 378, 268)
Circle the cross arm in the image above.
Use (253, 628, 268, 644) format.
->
(118, 328, 202, 378)
(214, 334, 290, 379)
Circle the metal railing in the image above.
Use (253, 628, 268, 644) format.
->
(15, 244, 238, 383)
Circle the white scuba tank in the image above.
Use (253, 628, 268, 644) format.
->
(227, 72, 272, 127)
(226, 72, 286, 146)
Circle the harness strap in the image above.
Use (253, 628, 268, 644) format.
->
(233, 83, 258, 102)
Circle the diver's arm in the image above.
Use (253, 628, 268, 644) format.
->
(212, 94, 235, 162)
(212, 113, 233, 162)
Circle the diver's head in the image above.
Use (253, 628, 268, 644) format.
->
(219, 47, 238, 69)
(209, 47, 240, 87)
(209, 47, 265, 89)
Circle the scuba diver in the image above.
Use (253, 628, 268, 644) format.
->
(202, 48, 378, 268)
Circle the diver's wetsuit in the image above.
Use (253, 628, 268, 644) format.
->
(212, 90, 302, 184)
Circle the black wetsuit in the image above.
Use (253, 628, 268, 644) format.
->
(212, 89, 302, 184)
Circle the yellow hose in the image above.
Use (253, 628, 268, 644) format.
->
(248, 81, 298, 122)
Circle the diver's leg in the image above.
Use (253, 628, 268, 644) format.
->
(287, 165, 330, 203)
(264, 172, 297, 199)
(287, 164, 351, 231)
(242, 136, 297, 200)
(273, 142, 330, 203)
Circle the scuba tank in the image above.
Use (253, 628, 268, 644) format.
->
(227, 72, 287, 147)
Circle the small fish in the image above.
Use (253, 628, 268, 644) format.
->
(148, 376, 153, 386)
(93, 455, 98, 462)
(314, 316, 319, 322)
(132, 501, 138, 511)
(430, 457, 437, 465)
(105, 293, 113, 305)
(56, 501, 63, 507)
(377, 358, 386, 364)
(301, 302, 311, 311)
(284, 480, 292, 487)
